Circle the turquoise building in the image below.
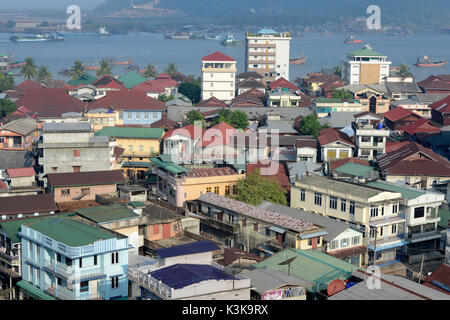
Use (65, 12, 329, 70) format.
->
(19, 216, 132, 300)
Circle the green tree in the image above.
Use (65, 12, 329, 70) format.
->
(96, 59, 112, 77)
(0, 73, 15, 92)
(179, 82, 201, 104)
(188, 74, 201, 86)
(0, 99, 17, 117)
(20, 56, 37, 80)
(185, 109, 204, 126)
(233, 169, 287, 206)
(397, 64, 413, 79)
(164, 62, 178, 76)
(332, 65, 342, 76)
(142, 64, 157, 79)
(331, 89, 353, 100)
(298, 114, 326, 137)
(70, 60, 86, 81)
(36, 66, 52, 82)
(230, 110, 249, 130)
(212, 108, 232, 126)
(158, 94, 175, 102)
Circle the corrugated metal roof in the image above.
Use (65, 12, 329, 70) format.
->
(244, 268, 312, 294)
(156, 240, 219, 259)
(17, 280, 57, 300)
(7, 167, 36, 178)
(75, 204, 139, 224)
(95, 126, 164, 139)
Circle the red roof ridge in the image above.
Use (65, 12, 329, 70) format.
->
(202, 51, 235, 62)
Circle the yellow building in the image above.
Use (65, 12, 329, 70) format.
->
(95, 127, 164, 179)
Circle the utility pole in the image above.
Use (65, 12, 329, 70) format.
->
(372, 226, 378, 266)
(418, 254, 425, 284)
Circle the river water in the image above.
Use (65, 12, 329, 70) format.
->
(1, 31, 449, 83)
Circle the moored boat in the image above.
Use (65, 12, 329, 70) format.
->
(290, 53, 307, 65)
(415, 56, 447, 67)
(10, 34, 64, 42)
(344, 35, 363, 44)
(221, 34, 244, 46)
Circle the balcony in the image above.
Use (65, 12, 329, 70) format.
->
(45, 285, 104, 300)
(0, 250, 19, 264)
(135, 270, 172, 299)
(407, 230, 442, 244)
(198, 212, 240, 234)
(43, 258, 105, 281)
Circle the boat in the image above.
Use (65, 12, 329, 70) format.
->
(86, 66, 99, 70)
(10, 34, 64, 42)
(57, 26, 110, 37)
(415, 56, 447, 67)
(344, 35, 363, 44)
(290, 53, 307, 65)
(8, 61, 25, 68)
(204, 34, 221, 40)
(113, 59, 133, 65)
(221, 34, 244, 46)
(58, 69, 71, 76)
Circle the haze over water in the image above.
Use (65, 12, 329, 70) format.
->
(1, 31, 449, 82)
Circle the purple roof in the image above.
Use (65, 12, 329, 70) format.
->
(150, 264, 234, 289)
(156, 240, 219, 259)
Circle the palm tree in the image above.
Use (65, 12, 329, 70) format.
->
(20, 56, 37, 80)
(70, 60, 86, 81)
(96, 59, 112, 77)
(142, 64, 157, 79)
(332, 65, 342, 76)
(36, 66, 52, 82)
(397, 64, 413, 79)
(164, 62, 178, 76)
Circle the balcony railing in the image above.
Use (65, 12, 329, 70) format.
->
(0, 250, 19, 264)
(43, 258, 105, 281)
(45, 285, 104, 300)
(135, 270, 172, 299)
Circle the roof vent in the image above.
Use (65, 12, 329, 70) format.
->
(364, 44, 372, 50)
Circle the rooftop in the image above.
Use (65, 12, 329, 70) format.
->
(42, 122, 91, 133)
(0, 194, 57, 216)
(202, 51, 235, 62)
(0, 118, 38, 136)
(74, 204, 139, 224)
(46, 170, 125, 187)
(7, 167, 36, 178)
(156, 240, 220, 259)
(95, 126, 164, 139)
(334, 162, 375, 177)
(244, 268, 312, 294)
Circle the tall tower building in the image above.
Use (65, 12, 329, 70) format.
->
(201, 51, 236, 102)
(245, 27, 291, 85)
(342, 44, 391, 85)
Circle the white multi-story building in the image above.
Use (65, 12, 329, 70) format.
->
(342, 45, 391, 85)
(245, 27, 291, 84)
(201, 51, 236, 102)
(352, 112, 390, 160)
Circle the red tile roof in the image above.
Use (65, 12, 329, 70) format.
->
(403, 118, 441, 136)
(7, 167, 36, 178)
(197, 96, 229, 108)
(423, 263, 450, 295)
(383, 107, 414, 122)
(162, 124, 204, 140)
(246, 161, 290, 191)
(13, 79, 43, 93)
(216, 246, 263, 266)
(150, 116, 178, 130)
(385, 141, 410, 153)
(0, 194, 57, 216)
(151, 74, 179, 89)
(417, 75, 450, 91)
(202, 51, 235, 61)
(14, 88, 86, 118)
(185, 166, 238, 178)
(87, 91, 165, 111)
(296, 138, 317, 148)
(318, 128, 355, 147)
(131, 80, 165, 93)
(327, 245, 367, 259)
(198, 122, 238, 147)
(91, 74, 126, 89)
(268, 77, 299, 91)
(46, 170, 126, 187)
(428, 94, 450, 114)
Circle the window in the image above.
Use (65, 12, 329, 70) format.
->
(210, 82, 214, 87)
(127, 113, 132, 119)
(52, 167, 58, 172)
(232, 185, 237, 194)
(73, 166, 81, 173)
(379, 227, 384, 237)
(308, 239, 312, 246)
(341, 199, 346, 212)
(370, 228, 375, 238)
(361, 136, 371, 143)
(314, 192, 322, 206)
(73, 150, 80, 157)
(370, 206, 378, 217)
(329, 196, 337, 210)
(242, 218, 246, 227)
(392, 202, 398, 213)
(266, 228, 271, 236)
(144, 113, 149, 119)
(341, 238, 349, 248)
(111, 276, 119, 289)
(381, 206, 384, 216)
(139, 145, 143, 152)
(62, 189, 70, 197)
(206, 187, 212, 193)
(81, 188, 90, 195)
(57, 253, 62, 263)
(128, 145, 133, 151)
(214, 186, 219, 194)
(350, 201, 355, 214)
(300, 189, 305, 202)
(66, 258, 72, 267)
(225, 185, 230, 196)
(392, 224, 397, 234)
(80, 281, 89, 292)
(94, 255, 97, 266)
(414, 207, 424, 218)
(136, 113, 140, 119)
(111, 252, 119, 264)
(253, 223, 258, 232)
(153, 113, 158, 119)
(331, 240, 338, 249)
(57, 277, 63, 286)
(79, 258, 83, 268)
(352, 236, 360, 245)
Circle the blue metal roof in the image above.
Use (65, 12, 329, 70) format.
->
(156, 240, 220, 259)
(367, 240, 408, 251)
(258, 27, 277, 34)
(150, 264, 234, 289)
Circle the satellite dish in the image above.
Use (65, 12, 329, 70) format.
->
(327, 279, 346, 296)
(278, 256, 297, 265)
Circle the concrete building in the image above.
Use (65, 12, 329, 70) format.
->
(352, 112, 389, 160)
(245, 27, 291, 84)
(0, 194, 58, 220)
(19, 215, 132, 300)
(201, 52, 237, 101)
(38, 122, 111, 176)
(318, 128, 355, 162)
(0, 118, 39, 151)
(313, 98, 365, 118)
(342, 45, 391, 85)
(291, 175, 407, 265)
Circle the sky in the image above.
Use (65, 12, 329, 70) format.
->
(1, 0, 105, 11)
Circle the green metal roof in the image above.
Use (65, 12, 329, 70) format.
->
(121, 161, 152, 168)
(74, 204, 139, 224)
(348, 47, 385, 57)
(438, 209, 450, 228)
(335, 162, 374, 177)
(0, 214, 72, 244)
(252, 248, 361, 293)
(366, 181, 424, 200)
(95, 127, 164, 139)
(17, 280, 57, 300)
(128, 201, 146, 208)
(118, 71, 146, 89)
(26, 217, 116, 247)
(150, 157, 190, 175)
(67, 73, 97, 86)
